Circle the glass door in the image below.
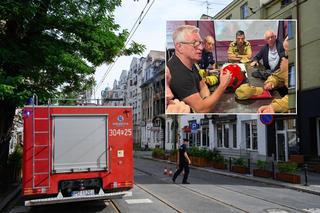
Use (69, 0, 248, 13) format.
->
(275, 120, 288, 161)
(276, 133, 287, 161)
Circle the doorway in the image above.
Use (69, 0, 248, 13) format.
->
(275, 119, 297, 161)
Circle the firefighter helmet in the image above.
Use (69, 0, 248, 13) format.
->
(222, 64, 246, 90)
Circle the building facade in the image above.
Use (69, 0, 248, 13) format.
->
(166, 114, 299, 162)
(101, 70, 128, 106)
(126, 58, 141, 145)
(140, 50, 165, 149)
(136, 57, 146, 147)
(211, 0, 320, 162)
(100, 50, 165, 149)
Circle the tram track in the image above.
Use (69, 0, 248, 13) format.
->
(109, 199, 122, 213)
(134, 167, 308, 213)
(134, 183, 184, 213)
(135, 167, 248, 213)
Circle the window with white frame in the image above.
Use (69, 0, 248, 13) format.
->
(233, 124, 237, 148)
(245, 120, 258, 150)
(217, 123, 236, 148)
(287, 119, 297, 154)
(224, 124, 229, 148)
(202, 126, 209, 147)
(275, 118, 297, 161)
(191, 131, 201, 147)
(217, 124, 223, 147)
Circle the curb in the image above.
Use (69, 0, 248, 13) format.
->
(136, 155, 320, 196)
(0, 185, 21, 212)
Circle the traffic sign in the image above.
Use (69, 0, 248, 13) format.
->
(190, 122, 200, 130)
(260, 114, 274, 125)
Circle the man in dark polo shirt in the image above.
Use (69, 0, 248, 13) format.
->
(166, 25, 231, 113)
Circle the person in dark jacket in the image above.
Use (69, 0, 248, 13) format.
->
(198, 35, 215, 70)
(250, 31, 285, 79)
(172, 139, 191, 184)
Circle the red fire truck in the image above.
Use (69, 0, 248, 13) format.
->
(22, 104, 133, 206)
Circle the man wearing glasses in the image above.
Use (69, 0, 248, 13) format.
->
(250, 30, 285, 79)
(166, 25, 231, 113)
(227, 30, 252, 63)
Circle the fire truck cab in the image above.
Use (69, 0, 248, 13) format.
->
(22, 105, 133, 206)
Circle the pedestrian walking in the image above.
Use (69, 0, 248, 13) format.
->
(172, 139, 191, 184)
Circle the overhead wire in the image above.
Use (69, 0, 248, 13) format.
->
(95, 0, 155, 93)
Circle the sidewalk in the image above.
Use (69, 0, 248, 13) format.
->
(0, 182, 21, 212)
(134, 151, 320, 196)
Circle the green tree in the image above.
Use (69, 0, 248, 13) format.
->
(0, 0, 145, 179)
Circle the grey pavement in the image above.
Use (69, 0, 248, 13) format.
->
(133, 156, 320, 213)
(2, 151, 319, 212)
(0, 182, 21, 212)
(134, 150, 320, 196)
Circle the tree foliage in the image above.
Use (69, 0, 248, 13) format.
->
(0, 0, 145, 178)
(0, 0, 145, 103)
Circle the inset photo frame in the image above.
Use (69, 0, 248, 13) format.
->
(165, 20, 297, 114)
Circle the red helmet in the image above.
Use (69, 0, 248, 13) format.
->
(222, 64, 246, 90)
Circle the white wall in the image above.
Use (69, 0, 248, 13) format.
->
(166, 115, 268, 160)
(237, 115, 267, 160)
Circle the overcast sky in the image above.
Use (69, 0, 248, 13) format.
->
(93, 0, 233, 98)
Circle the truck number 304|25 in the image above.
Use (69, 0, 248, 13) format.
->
(109, 129, 132, 136)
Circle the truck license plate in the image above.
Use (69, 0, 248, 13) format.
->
(72, 189, 95, 197)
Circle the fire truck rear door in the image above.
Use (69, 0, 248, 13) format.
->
(52, 115, 108, 173)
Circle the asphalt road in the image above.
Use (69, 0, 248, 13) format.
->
(6, 157, 320, 213)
